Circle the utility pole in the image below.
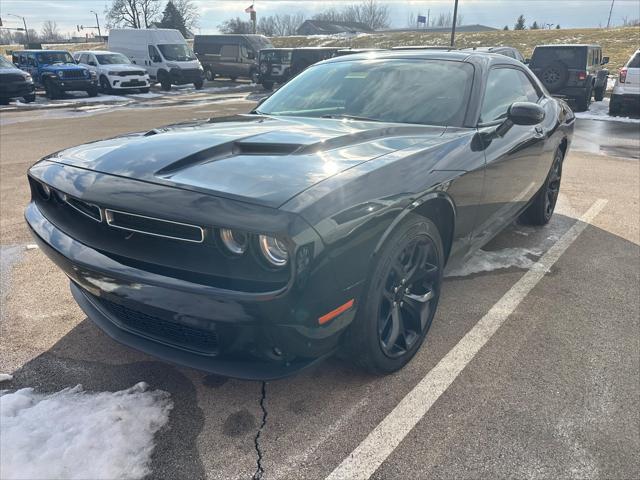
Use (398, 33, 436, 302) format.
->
(450, 0, 459, 47)
(427, 9, 430, 29)
(90, 10, 101, 38)
(7, 14, 29, 43)
(606, 0, 615, 28)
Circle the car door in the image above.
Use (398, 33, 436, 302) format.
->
(473, 66, 549, 245)
(146, 45, 162, 80)
(85, 54, 99, 76)
(220, 44, 240, 78)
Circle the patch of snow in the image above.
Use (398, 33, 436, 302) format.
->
(0, 374, 13, 382)
(25, 244, 39, 250)
(575, 98, 640, 124)
(445, 247, 542, 277)
(0, 382, 172, 480)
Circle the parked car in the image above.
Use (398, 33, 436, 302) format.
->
(193, 34, 273, 82)
(258, 47, 342, 90)
(461, 46, 525, 62)
(0, 56, 35, 104)
(391, 46, 455, 51)
(12, 49, 98, 99)
(25, 50, 574, 379)
(73, 50, 151, 94)
(610, 49, 640, 115)
(528, 44, 609, 111)
(108, 28, 204, 91)
(257, 48, 293, 90)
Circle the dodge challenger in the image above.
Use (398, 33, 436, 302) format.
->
(25, 51, 574, 379)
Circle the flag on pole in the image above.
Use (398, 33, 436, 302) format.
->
(417, 15, 427, 24)
(245, 4, 255, 13)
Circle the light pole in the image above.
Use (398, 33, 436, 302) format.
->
(90, 10, 101, 38)
(606, 0, 615, 28)
(7, 13, 29, 43)
(450, 0, 459, 47)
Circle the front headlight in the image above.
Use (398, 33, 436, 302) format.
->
(24, 74, 32, 81)
(219, 228, 249, 255)
(258, 235, 289, 267)
(107, 71, 118, 76)
(57, 70, 64, 78)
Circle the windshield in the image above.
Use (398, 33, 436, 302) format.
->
(261, 50, 292, 64)
(531, 47, 587, 68)
(158, 44, 195, 61)
(0, 57, 14, 69)
(257, 59, 474, 127)
(36, 51, 75, 65)
(628, 52, 640, 68)
(96, 53, 131, 65)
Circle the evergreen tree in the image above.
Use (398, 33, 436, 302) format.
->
(514, 14, 526, 30)
(503, 25, 509, 30)
(556, 24, 561, 29)
(159, 1, 187, 36)
(531, 21, 540, 30)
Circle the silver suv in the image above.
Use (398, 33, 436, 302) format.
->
(610, 49, 640, 115)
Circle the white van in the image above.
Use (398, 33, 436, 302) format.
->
(108, 28, 204, 91)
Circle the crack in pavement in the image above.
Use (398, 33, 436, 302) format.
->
(252, 381, 268, 480)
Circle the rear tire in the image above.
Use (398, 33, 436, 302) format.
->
(520, 148, 564, 225)
(204, 68, 214, 81)
(347, 214, 444, 374)
(0, 98, 9, 105)
(574, 86, 592, 112)
(594, 86, 605, 101)
(609, 99, 622, 116)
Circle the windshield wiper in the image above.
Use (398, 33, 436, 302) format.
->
(321, 114, 382, 122)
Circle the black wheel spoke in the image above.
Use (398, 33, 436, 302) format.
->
(408, 262, 438, 284)
(384, 304, 402, 351)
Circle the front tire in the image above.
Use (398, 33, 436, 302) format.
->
(520, 148, 564, 225)
(348, 214, 444, 374)
(139, 87, 150, 94)
(22, 93, 36, 103)
(194, 79, 204, 90)
(262, 81, 274, 91)
(158, 71, 172, 91)
(86, 86, 99, 97)
(594, 86, 605, 101)
(609, 98, 622, 116)
(44, 79, 60, 99)
(99, 76, 112, 94)
(204, 68, 214, 81)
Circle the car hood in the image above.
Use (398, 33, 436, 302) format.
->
(45, 115, 448, 208)
(105, 64, 147, 71)
(42, 63, 85, 71)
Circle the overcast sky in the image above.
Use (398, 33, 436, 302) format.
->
(1, 0, 638, 35)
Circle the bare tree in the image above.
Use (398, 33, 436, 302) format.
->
(218, 17, 253, 34)
(106, 0, 161, 29)
(407, 12, 416, 28)
(343, 0, 390, 30)
(41, 20, 62, 41)
(172, 0, 199, 30)
(313, 9, 344, 22)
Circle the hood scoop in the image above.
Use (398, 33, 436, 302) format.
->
(155, 140, 304, 177)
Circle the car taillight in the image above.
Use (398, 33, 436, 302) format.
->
(619, 68, 628, 83)
(577, 71, 587, 81)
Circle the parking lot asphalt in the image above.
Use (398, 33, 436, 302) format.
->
(0, 96, 638, 479)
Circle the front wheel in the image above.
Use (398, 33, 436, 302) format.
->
(86, 86, 99, 97)
(158, 72, 172, 91)
(262, 81, 274, 91)
(0, 98, 9, 105)
(347, 214, 444, 374)
(44, 79, 60, 99)
(520, 148, 564, 225)
(609, 98, 622, 116)
(139, 87, 150, 94)
(22, 93, 36, 103)
(574, 87, 591, 112)
(99, 76, 112, 94)
(194, 79, 204, 90)
(204, 68, 214, 81)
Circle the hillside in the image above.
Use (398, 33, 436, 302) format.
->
(271, 27, 639, 71)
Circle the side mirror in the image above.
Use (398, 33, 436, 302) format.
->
(601, 56, 609, 65)
(524, 58, 530, 64)
(153, 55, 161, 63)
(247, 51, 255, 60)
(496, 102, 545, 137)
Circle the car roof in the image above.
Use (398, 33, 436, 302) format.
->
(74, 50, 121, 55)
(535, 44, 600, 48)
(321, 49, 523, 67)
(16, 49, 70, 53)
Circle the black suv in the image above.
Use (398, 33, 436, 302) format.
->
(528, 44, 609, 111)
(0, 56, 35, 104)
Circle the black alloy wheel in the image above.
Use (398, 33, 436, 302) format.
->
(100, 76, 112, 94)
(348, 214, 444, 374)
(378, 237, 440, 358)
(521, 148, 564, 225)
(544, 150, 563, 221)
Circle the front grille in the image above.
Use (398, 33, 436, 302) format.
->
(100, 298, 219, 355)
(64, 195, 102, 222)
(118, 71, 146, 77)
(105, 209, 204, 243)
(62, 70, 87, 79)
(0, 73, 25, 82)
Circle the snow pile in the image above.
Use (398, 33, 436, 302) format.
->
(446, 247, 541, 277)
(575, 99, 640, 124)
(0, 382, 173, 480)
(0, 374, 13, 382)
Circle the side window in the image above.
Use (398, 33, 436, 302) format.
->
(79, 54, 88, 64)
(480, 68, 540, 123)
(240, 44, 249, 58)
(27, 54, 36, 66)
(220, 44, 239, 58)
(148, 45, 161, 62)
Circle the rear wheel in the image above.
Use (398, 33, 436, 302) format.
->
(609, 98, 622, 116)
(348, 214, 444, 374)
(574, 86, 592, 112)
(0, 98, 9, 105)
(593, 86, 605, 101)
(204, 68, 214, 81)
(521, 148, 564, 225)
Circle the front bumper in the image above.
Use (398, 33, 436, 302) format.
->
(108, 75, 150, 90)
(54, 78, 98, 92)
(611, 92, 640, 107)
(0, 81, 35, 98)
(25, 197, 355, 380)
(169, 68, 204, 85)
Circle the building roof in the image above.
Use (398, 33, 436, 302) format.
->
(297, 20, 374, 35)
